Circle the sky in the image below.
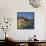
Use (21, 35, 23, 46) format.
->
(17, 12, 34, 19)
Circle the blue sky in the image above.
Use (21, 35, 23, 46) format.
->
(17, 12, 34, 19)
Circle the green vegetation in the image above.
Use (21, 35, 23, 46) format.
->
(17, 16, 34, 29)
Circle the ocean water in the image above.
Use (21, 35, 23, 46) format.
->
(23, 24, 34, 29)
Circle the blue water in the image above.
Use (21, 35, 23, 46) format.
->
(23, 25, 34, 29)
